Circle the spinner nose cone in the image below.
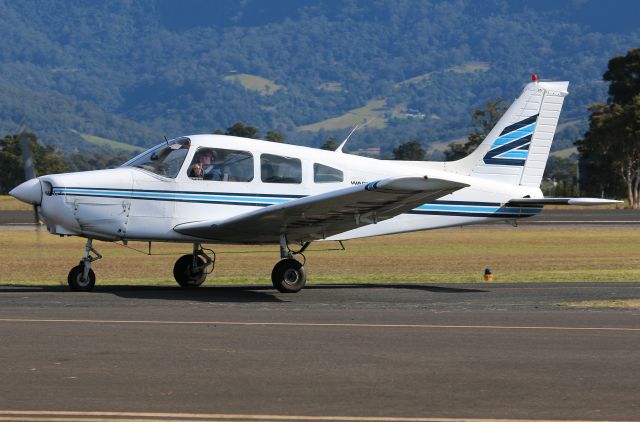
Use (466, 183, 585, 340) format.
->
(9, 178, 42, 205)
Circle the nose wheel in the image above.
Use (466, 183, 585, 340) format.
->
(68, 263, 96, 291)
(67, 238, 101, 291)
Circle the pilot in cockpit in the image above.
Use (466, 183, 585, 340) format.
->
(188, 149, 223, 181)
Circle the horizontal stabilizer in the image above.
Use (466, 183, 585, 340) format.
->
(508, 198, 622, 206)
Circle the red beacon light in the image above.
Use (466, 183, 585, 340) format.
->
(531, 73, 538, 82)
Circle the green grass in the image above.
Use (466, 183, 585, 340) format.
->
(297, 99, 387, 132)
(2, 226, 640, 286)
(223, 73, 283, 96)
(73, 130, 144, 153)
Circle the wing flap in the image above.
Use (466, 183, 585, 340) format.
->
(174, 176, 468, 243)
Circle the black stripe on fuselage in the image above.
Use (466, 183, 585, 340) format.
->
(406, 210, 538, 218)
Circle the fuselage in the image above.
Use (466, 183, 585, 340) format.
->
(31, 134, 542, 243)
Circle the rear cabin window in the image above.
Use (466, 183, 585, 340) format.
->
(260, 154, 302, 184)
(313, 163, 344, 183)
(187, 148, 253, 182)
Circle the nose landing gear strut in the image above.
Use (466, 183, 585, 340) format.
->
(67, 238, 102, 291)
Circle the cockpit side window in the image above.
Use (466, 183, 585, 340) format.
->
(187, 148, 254, 182)
(260, 154, 302, 184)
(122, 138, 190, 179)
(313, 163, 344, 183)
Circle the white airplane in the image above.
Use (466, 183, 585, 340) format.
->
(10, 77, 618, 292)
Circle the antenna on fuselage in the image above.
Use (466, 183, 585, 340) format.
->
(164, 135, 169, 146)
(335, 118, 378, 153)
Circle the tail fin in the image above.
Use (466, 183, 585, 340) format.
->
(452, 80, 569, 187)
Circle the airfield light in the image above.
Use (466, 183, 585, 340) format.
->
(483, 267, 493, 281)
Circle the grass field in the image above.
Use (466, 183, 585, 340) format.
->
(1, 226, 639, 286)
(558, 299, 640, 309)
(0, 196, 32, 211)
(223, 73, 283, 96)
(395, 62, 490, 88)
(72, 130, 144, 153)
(297, 99, 387, 132)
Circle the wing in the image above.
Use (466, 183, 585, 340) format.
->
(508, 198, 622, 206)
(173, 176, 469, 243)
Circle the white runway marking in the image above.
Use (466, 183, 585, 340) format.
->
(0, 411, 630, 422)
(0, 318, 637, 332)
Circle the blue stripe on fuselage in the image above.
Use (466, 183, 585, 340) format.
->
(52, 187, 541, 218)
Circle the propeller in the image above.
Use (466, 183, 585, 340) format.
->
(17, 130, 42, 224)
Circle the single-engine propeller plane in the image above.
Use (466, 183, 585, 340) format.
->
(10, 78, 619, 292)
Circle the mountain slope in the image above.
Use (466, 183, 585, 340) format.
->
(0, 0, 637, 154)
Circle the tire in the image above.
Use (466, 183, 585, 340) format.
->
(173, 254, 207, 288)
(271, 258, 306, 293)
(67, 264, 96, 292)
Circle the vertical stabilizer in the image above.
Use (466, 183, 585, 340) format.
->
(452, 80, 569, 187)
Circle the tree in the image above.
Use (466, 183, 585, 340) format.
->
(0, 132, 67, 194)
(577, 99, 640, 206)
(603, 48, 640, 105)
(393, 140, 425, 161)
(225, 122, 259, 139)
(320, 137, 337, 151)
(265, 130, 285, 143)
(444, 98, 508, 160)
(578, 49, 640, 207)
(541, 156, 579, 197)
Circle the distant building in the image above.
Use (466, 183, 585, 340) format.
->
(354, 147, 381, 157)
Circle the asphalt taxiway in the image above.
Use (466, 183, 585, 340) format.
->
(0, 283, 638, 421)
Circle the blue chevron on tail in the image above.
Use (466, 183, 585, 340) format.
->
(482, 114, 538, 166)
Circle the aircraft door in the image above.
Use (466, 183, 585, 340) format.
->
(127, 177, 176, 239)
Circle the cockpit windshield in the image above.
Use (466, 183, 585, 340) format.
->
(121, 137, 190, 178)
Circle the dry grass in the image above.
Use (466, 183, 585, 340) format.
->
(223, 73, 283, 96)
(0, 196, 32, 211)
(297, 99, 387, 132)
(74, 131, 144, 153)
(1, 226, 640, 286)
(558, 299, 640, 309)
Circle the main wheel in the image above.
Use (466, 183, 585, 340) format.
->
(173, 254, 207, 288)
(271, 258, 306, 293)
(67, 264, 96, 292)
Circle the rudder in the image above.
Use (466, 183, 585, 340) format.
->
(452, 79, 569, 187)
